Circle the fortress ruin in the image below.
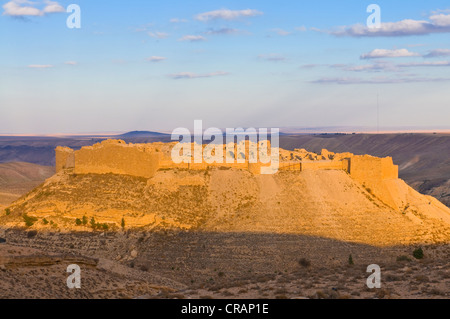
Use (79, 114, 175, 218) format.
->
(56, 139, 399, 207)
(56, 139, 398, 179)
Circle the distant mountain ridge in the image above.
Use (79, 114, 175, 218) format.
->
(118, 131, 170, 138)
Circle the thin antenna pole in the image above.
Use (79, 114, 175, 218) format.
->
(377, 93, 379, 134)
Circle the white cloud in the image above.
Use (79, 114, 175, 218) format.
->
(329, 60, 450, 73)
(170, 18, 188, 23)
(148, 31, 169, 39)
(204, 28, 242, 35)
(195, 8, 263, 22)
(431, 8, 450, 15)
(145, 56, 167, 62)
(342, 63, 395, 72)
(42, 0, 64, 13)
(313, 76, 450, 84)
(424, 49, 450, 58)
(271, 28, 291, 36)
(258, 54, 286, 62)
(398, 61, 450, 67)
(3, 0, 43, 16)
(178, 35, 206, 42)
(299, 64, 322, 69)
(295, 26, 307, 32)
(2, 0, 64, 17)
(329, 13, 450, 37)
(64, 61, 77, 65)
(168, 71, 229, 79)
(28, 64, 53, 68)
(361, 49, 420, 59)
(429, 14, 450, 26)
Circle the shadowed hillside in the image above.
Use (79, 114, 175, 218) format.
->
(0, 162, 54, 210)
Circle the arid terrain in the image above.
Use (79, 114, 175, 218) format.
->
(0, 162, 54, 211)
(0, 133, 449, 299)
(1, 229, 448, 299)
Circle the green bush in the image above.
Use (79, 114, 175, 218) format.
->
(413, 248, 424, 260)
(23, 214, 38, 227)
(75, 218, 82, 226)
(43, 218, 49, 225)
(348, 254, 354, 265)
(89, 218, 109, 231)
(82, 215, 88, 225)
(121, 217, 125, 230)
(5, 208, 11, 216)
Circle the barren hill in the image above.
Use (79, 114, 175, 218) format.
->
(0, 162, 54, 210)
(3, 167, 449, 246)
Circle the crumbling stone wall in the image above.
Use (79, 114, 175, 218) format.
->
(55, 147, 75, 172)
(349, 155, 399, 208)
(56, 140, 161, 178)
(74, 140, 161, 178)
(54, 142, 399, 196)
(349, 155, 398, 182)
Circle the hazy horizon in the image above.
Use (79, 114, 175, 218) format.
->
(1, 125, 450, 137)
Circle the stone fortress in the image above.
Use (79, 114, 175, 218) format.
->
(56, 139, 400, 208)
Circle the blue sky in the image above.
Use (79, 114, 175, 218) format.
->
(1, 0, 450, 134)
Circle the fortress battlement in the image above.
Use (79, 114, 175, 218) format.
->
(56, 139, 399, 207)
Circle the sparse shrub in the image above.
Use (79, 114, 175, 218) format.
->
(218, 272, 225, 278)
(414, 275, 429, 283)
(298, 258, 311, 268)
(385, 274, 401, 282)
(23, 214, 38, 227)
(82, 215, 88, 225)
(5, 208, 11, 216)
(375, 288, 390, 299)
(121, 217, 125, 230)
(101, 223, 109, 230)
(396, 255, 411, 262)
(140, 265, 149, 272)
(27, 230, 37, 238)
(348, 254, 354, 265)
(402, 204, 410, 215)
(413, 248, 424, 260)
(75, 218, 82, 226)
(90, 217, 96, 228)
(429, 288, 444, 296)
(42, 218, 49, 225)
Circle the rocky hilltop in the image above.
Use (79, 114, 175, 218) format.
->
(1, 139, 450, 247)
